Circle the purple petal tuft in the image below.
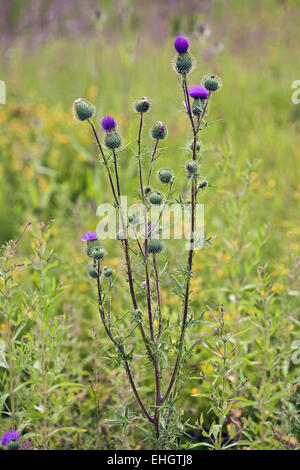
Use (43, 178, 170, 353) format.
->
(101, 115, 116, 131)
(81, 231, 98, 242)
(174, 36, 189, 53)
(1, 430, 21, 446)
(188, 85, 209, 99)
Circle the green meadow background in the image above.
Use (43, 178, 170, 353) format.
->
(0, 0, 299, 450)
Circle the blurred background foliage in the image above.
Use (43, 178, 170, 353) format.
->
(0, 0, 299, 449)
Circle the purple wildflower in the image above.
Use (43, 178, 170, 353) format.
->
(188, 85, 209, 99)
(1, 430, 21, 446)
(174, 36, 189, 53)
(101, 116, 116, 131)
(81, 230, 98, 242)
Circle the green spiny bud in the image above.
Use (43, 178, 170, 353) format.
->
(158, 168, 173, 184)
(148, 238, 164, 254)
(128, 214, 140, 225)
(103, 267, 114, 278)
(149, 191, 164, 205)
(7, 439, 20, 450)
(202, 74, 222, 92)
(88, 265, 99, 279)
(133, 309, 143, 323)
(73, 98, 95, 121)
(116, 230, 126, 240)
(134, 96, 151, 113)
(174, 52, 194, 75)
(86, 239, 100, 257)
(189, 140, 202, 153)
(105, 130, 122, 149)
(192, 98, 205, 116)
(198, 180, 208, 190)
(151, 121, 167, 140)
(185, 160, 199, 177)
(91, 247, 105, 260)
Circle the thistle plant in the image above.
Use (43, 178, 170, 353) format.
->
(74, 35, 222, 447)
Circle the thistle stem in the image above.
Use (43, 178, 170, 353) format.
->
(137, 113, 145, 202)
(96, 260, 152, 423)
(147, 139, 159, 187)
(88, 120, 118, 206)
(111, 150, 153, 360)
(153, 254, 162, 341)
(162, 75, 200, 404)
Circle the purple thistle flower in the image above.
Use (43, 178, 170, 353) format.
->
(101, 115, 116, 131)
(174, 36, 189, 53)
(81, 230, 98, 242)
(1, 430, 21, 446)
(188, 85, 209, 99)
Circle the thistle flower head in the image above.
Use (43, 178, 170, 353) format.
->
(73, 98, 95, 121)
(174, 36, 189, 53)
(82, 231, 97, 242)
(1, 430, 21, 446)
(188, 85, 209, 100)
(101, 115, 117, 131)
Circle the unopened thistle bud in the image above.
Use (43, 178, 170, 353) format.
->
(116, 230, 126, 240)
(149, 191, 164, 205)
(103, 267, 113, 278)
(151, 121, 167, 140)
(133, 309, 143, 323)
(189, 140, 202, 153)
(185, 160, 199, 177)
(134, 96, 151, 113)
(202, 74, 222, 92)
(91, 247, 105, 260)
(128, 214, 140, 225)
(158, 168, 173, 184)
(198, 180, 208, 190)
(88, 265, 99, 279)
(148, 238, 164, 254)
(73, 98, 96, 121)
